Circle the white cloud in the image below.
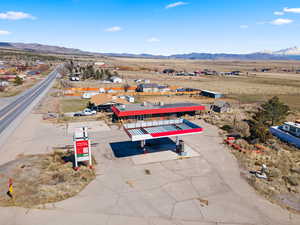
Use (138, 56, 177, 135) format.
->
(0, 30, 11, 35)
(147, 37, 160, 43)
(239, 25, 249, 29)
(283, 7, 300, 13)
(0, 11, 35, 20)
(165, 1, 188, 9)
(105, 26, 122, 32)
(271, 18, 293, 25)
(274, 11, 284, 16)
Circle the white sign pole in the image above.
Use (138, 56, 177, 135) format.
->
(88, 139, 92, 167)
(73, 140, 78, 168)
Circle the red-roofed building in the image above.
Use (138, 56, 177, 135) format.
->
(112, 102, 205, 122)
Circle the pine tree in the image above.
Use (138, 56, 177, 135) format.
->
(249, 96, 290, 142)
(14, 76, 23, 85)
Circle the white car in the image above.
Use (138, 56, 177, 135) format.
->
(74, 108, 97, 117)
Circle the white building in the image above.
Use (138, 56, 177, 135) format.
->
(110, 76, 123, 83)
(0, 81, 9, 87)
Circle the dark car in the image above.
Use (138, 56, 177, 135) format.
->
(91, 103, 123, 112)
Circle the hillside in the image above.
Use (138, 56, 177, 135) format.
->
(1, 42, 300, 60)
(0, 42, 94, 55)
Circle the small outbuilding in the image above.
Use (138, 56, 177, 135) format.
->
(201, 90, 223, 99)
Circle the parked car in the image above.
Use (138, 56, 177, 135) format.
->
(92, 103, 121, 112)
(74, 108, 97, 117)
(70, 76, 80, 81)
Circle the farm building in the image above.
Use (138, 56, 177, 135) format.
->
(201, 90, 223, 99)
(111, 102, 205, 122)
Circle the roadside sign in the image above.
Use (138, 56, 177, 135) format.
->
(73, 127, 92, 168)
(75, 140, 90, 161)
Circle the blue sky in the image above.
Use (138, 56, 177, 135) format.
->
(0, 0, 299, 55)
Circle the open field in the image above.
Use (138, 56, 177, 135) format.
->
(103, 58, 300, 111)
(60, 98, 89, 113)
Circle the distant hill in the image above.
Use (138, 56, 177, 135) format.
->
(0, 42, 95, 55)
(104, 52, 300, 60)
(1, 42, 300, 60)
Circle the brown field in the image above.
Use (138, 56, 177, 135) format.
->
(102, 58, 300, 111)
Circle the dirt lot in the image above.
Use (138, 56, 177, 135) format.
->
(0, 150, 95, 207)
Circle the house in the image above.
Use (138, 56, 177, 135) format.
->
(211, 101, 231, 113)
(90, 94, 129, 112)
(201, 90, 223, 99)
(137, 83, 159, 92)
(0, 81, 9, 87)
(110, 76, 123, 83)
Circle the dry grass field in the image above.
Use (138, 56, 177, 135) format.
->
(102, 57, 300, 111)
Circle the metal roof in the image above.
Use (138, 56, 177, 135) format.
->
(112, 102, 205, 117)
(115, 102, 202, 112)
(124, 119, 203, 141)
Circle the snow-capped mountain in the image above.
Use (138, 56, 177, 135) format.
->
(264, 46, 300, 55)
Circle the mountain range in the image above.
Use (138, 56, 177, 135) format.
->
(1, 42, 300, 60)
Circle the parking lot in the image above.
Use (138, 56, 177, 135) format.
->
(0, 114, 300, 225)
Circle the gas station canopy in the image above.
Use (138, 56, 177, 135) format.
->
(123, 119, 203, 141)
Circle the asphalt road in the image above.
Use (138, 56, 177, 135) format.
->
(0, 65, 61, 135)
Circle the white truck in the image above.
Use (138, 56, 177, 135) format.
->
(74, 108, 97, 117)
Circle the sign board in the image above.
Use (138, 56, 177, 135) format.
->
(73, 127, 92, 168)
(75, 140, 90, 162)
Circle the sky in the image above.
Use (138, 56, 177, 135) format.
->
(0, 0, 300, 55)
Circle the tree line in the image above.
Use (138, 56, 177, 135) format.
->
(66, 61, 119, 80)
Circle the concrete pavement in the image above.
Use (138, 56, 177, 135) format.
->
(0, 115, 299, 225)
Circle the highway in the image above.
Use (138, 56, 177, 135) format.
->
(0, 65, 61, 135)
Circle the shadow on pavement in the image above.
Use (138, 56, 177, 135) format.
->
(110, 137, 176, 158)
